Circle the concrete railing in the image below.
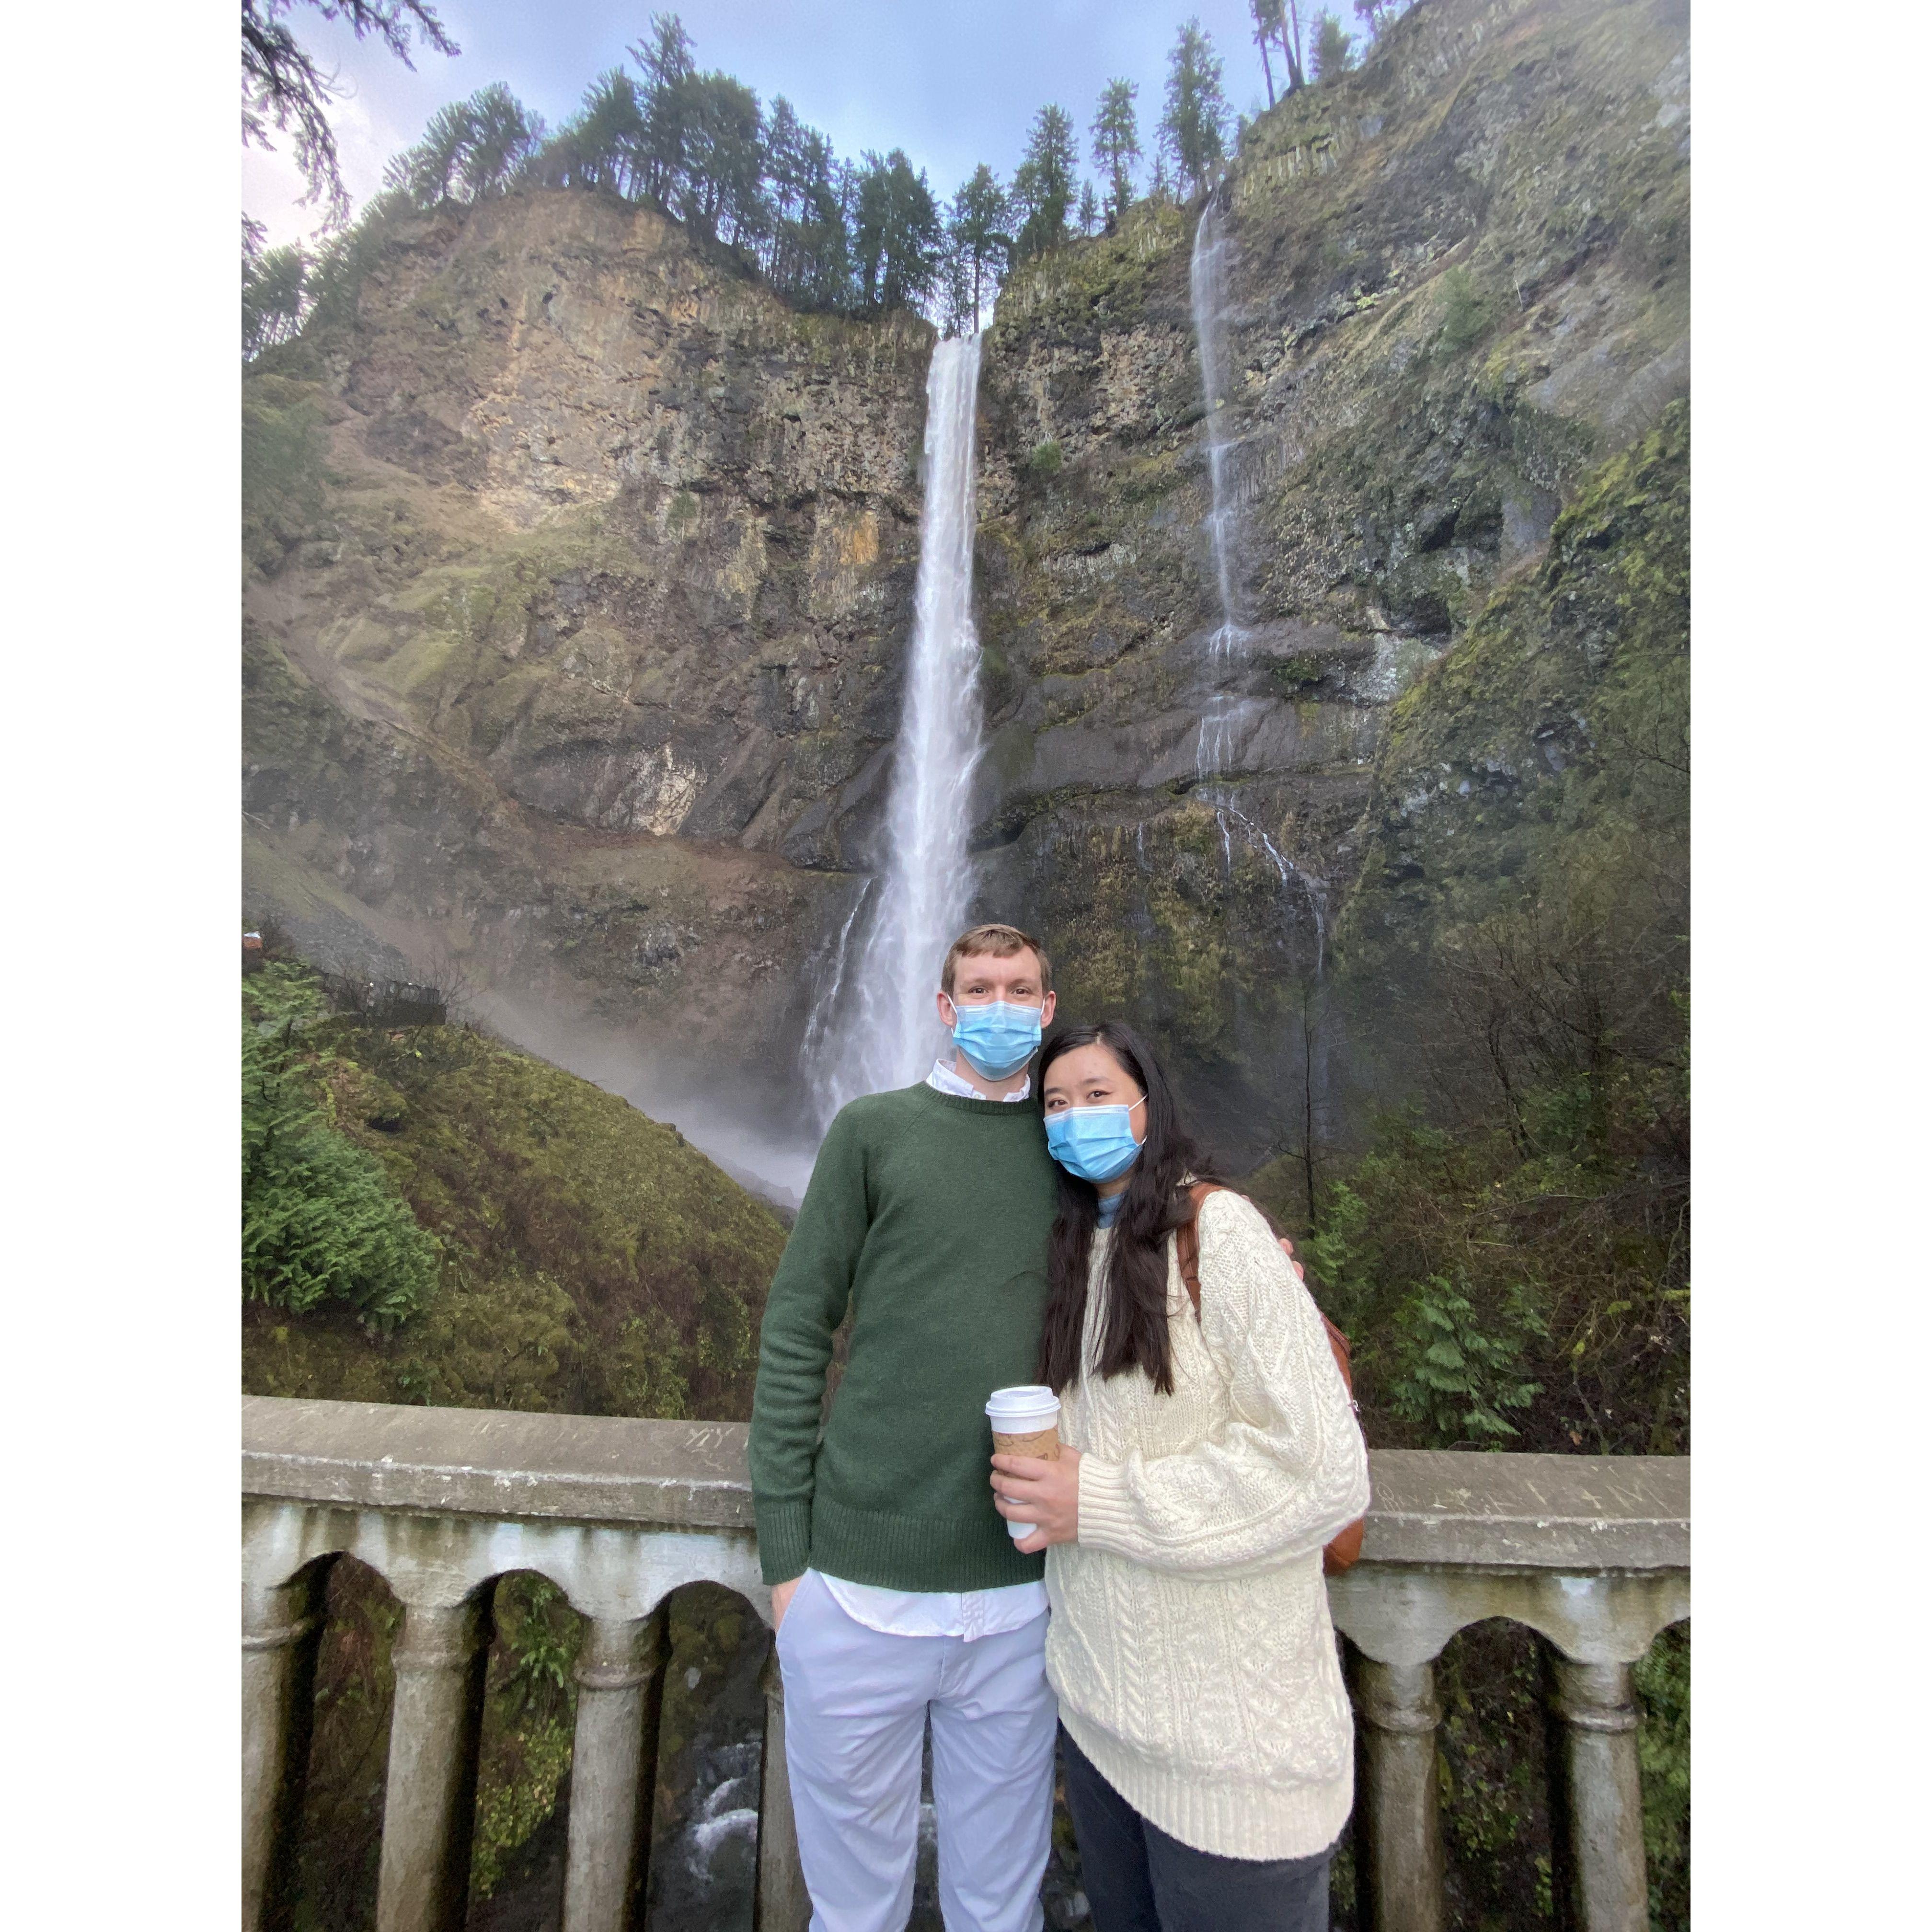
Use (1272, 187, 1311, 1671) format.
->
(242, 1395, 1688, 1932)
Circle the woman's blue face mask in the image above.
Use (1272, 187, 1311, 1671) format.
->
(1046, 1096, 1146, 1184)
(947, 998, 1044, 1079)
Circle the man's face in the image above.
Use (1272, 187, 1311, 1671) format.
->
(938, 949, 1058, 1030)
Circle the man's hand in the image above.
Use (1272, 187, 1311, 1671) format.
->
(770, 1575, 802, 1632)
(1280, 1234, 1306, 1285)
(991, 1447, 1082, 1554)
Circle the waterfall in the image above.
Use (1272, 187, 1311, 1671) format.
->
(1186, 197, 1332, 1170)
(808, 334, 987, 1121)
(1190, 198, 1250, 780)
(1192, 197, 1242, 651)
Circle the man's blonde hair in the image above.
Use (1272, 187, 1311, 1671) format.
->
(941, 922, 1053, 997)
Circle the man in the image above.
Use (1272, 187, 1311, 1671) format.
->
(749, 922, 1061, 1932)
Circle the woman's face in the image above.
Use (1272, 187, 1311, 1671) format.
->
(1043, 1043, 1149, 1146)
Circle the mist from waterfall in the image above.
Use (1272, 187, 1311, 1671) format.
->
(808, 334, 987, 1123)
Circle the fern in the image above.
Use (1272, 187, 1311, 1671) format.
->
(1390, 1275, 1543, 1446)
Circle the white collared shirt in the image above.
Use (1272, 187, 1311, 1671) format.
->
(810, 1054, 1050, 1640)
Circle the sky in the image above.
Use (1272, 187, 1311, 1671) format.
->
(243, 0, 1318, 251)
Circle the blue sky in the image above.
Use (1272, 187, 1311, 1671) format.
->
(243, 0, 1328, 249)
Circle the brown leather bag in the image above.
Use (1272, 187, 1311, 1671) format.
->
(1173, 1182, 1367, 1576)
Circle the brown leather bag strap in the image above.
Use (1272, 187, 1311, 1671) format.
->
(1174, 1180, 1222, 1317)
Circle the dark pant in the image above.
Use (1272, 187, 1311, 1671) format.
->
(1060, 1725, 1337, 1932)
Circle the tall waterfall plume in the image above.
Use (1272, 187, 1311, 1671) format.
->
(1186, 196, 1333, 1160)
(1190, 197, 1251, 779)
(808, 334, 988, 1122)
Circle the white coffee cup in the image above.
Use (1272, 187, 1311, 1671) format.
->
(986, 1385, 1063, 1541)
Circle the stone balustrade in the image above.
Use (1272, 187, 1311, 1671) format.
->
(243, 1395, 1688, 1932)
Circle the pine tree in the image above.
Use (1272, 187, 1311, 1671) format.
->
(1314, 12, 1356, 80)
(1077, 181, 1100, 236)
(242, 0, 459, 228)
(946, 164, 1011, 332)
(243, 241, 309, 359)
(1160, 21, 1230, 200)
(1011, 104, 1079, 259)
(383, 85, 543, 208)
(677, 70, 764, 245)
(629, 12, 697, 209)
(1250, 0, 1282, 104)
(1091, 79, 1142, 222)
(854, 150, 943, 314)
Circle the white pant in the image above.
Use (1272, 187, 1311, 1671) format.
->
(775, 1569, 1057, 1932)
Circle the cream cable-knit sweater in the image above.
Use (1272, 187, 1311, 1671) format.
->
(1045, 1189, 1371, 1861)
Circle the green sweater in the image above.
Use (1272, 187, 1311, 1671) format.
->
(748, 1082, 1059, 1591)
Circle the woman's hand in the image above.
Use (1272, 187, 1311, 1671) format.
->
(991, 1446, 1082, 1554)
(1279, 1235, 1306, 1285)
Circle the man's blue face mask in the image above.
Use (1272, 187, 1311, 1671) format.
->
(1045, 1097, 1146, 1184)
(947, 999, 1043, 1079)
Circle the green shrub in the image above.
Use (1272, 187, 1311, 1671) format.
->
(242, 975, 439, 1328)
(1026, 438, 1064, 479)
(1389, 1274, 1544, 1445)
(1437, 265, 1499, 355)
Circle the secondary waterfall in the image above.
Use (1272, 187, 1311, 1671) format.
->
(1187, 195, 1332, 1168)
(808, 334, 987, 1122)
(1191, 198, 1250, 779)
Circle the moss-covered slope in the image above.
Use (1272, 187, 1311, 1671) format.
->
(242, 959, 786, 1418)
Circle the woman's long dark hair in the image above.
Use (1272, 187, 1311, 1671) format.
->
(1035, 1021, 1223, 1396)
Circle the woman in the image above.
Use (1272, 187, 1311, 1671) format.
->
(989, 1021, 1369, 1932)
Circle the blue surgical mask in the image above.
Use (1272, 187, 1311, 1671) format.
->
(1046, 1098, 1146, 1184)
(947, 998, 1043, 1079)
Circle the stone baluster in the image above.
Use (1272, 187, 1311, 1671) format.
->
(560, 1606, 672, 1932)
(243, 1562, 333, 1932)
(375, 1590, 495, 1932)
(755, 1648, 810, 1932)
(1545, 1654, 1649, 1932)
(1348, 1649, 1447, 1932)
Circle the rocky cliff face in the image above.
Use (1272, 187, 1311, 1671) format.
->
(244, 0, 1689, 1178)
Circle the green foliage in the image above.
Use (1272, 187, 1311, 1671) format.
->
(468, 1574, 580, 1901)
(241, 958, 787, 1420)
(243, 240, 308, 360)
(854, 149, 944, 313)
(1162, 19, 1231, 197)
(1027, 439, 1065, 479)
(1636, 1623, 1691, 1929)
(383, 82, 545, 208)
(1012, 105, 1080, 260)
(945, 164, 1012, 334)
(1092, 79, 1143, 219)
(242, 966, 439, 1328)
(1390, 1274, 1544, 1445)
(242, 0, 459, 228)
(1314, 11, 1356, 80)
(1291, 407, 1693, 1460)
(242, 376, 328, 567)
(1437, 264, 1500, 354)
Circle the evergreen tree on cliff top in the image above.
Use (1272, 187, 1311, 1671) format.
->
(385, 83, 544, 207)
(1011, 104, 1079, 259)
(1161, 21, 1230, 200)
(1091, 80, 1142, 221)
(947, 165, 1012, 333)
(1313, 12, 1357, 80)
(854, 150, 942, 314)
(242, 0, 459, 228)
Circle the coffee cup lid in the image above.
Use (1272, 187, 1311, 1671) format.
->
(985, 1384, 1060, 1421)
